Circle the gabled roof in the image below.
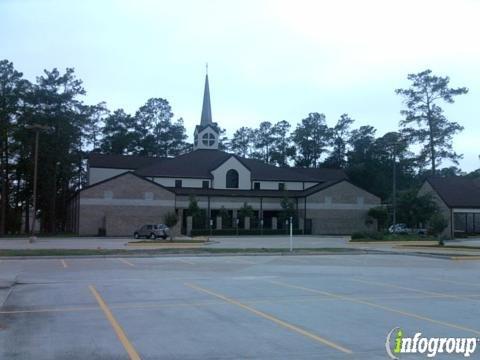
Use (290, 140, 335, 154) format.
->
(79, 171, 174, 194)
(240, 157, 346, 182)
(131, 149, 348, 182)
(134, 150, 230, 178)
(88, 153, 163, 170)
(426, 176, 480, 208)
(170, 179, 358, 198)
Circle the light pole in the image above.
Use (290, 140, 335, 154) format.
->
(392, 143, 397, 230)
(25, 124, 51, 240)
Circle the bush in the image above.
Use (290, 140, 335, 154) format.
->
(190, 228, 304, 237)
(163, 212, 178, 228)
(351, 231, 384, 240)
(428, 212, 448, 237)
(367, 206, 388, 230)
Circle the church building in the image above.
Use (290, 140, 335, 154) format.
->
(67, 74, 380, 236)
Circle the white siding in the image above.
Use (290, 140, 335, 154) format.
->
(255, 181, 304, 190)
(89, 168, 131, 185)
(211, 157, 251, 189)
(195, 127, 219, 150)
(304, 182, 319, 189)
(153, 178, 210, 188)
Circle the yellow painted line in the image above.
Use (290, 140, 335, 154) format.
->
(4, 292, 480, 316)
(226, 258, 256, 264)
(118, 258, 135, 267)
(61, 259, 68, 268)
(89, 285, 141, 360)
(0, 306, 99, 314)
(267, 280, 480, 336)
(281, 257, 308, 263)
(350, 278, 479, 302)
(185, 282, 352, 354)
(450, 256, 480, 260)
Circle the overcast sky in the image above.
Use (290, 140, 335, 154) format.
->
(1, 0, 479, 171)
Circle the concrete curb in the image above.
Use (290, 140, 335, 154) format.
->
(0, 248, 471, 260)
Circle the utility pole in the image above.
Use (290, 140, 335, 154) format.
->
(392, 144, 397, 229)
(25, 124, 51, 241)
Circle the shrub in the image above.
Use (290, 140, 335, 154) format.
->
(367, 206, 388, 230)
(238, 202, 254, 219)
(190, 228, 304, 237)
(351, 231, 384, 240)
(163, 212, 178, 228)
(428, 212, 448, 237)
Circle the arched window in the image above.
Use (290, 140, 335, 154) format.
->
(226, 169, 239, 188)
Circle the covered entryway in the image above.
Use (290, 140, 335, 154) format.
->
(453, 209, 480, 236)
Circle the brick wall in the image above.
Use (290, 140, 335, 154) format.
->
(78, 173, 175, 236)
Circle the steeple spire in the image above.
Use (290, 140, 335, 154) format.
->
(200, 68, 212, 126)
(193, 66, 219, 151)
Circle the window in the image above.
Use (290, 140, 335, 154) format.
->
(104, 191, 113, 199)
(175, 180, 182, 188)
(202, 132, 215, 146)
(226, 169, 239, 188)
(278, 183, 285, 191)
(254, 182, 260, 190)
(202, 180, 209, 189)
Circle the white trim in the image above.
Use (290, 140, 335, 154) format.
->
(453, 208, 480, 213)
(80, 198, 175, 207)
(306, 203, 375, 210)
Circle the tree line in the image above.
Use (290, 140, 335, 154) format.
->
(0, 59, 477, 235)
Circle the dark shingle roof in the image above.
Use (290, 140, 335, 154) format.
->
(134, 150, 231, 178)
(88, 153, 163, 170)
(132, 149, 347, 182)
(427, 177, 480, 208)
(169, 180, 343, 198)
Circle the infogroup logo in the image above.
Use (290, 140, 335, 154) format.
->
(385, 327, 478, 359)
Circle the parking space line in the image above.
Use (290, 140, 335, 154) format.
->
(61, 259, 68, 268)
(176, 259, 195, 265)
(4, 292, 480, 315)
(280, 257, 308, 263)
(118, 258, 135, 267)
(421, 277, 480, 288)
(185, 282, 353, 354)
(350, 278, 479, 302)
(267, 280, 480, 336)
(89, 285, 141, 360)
(0, 306, 99, 314)
(226, 258, 256, 265)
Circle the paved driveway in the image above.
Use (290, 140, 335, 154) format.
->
(1, 254, 480, 359)
(207, 235, 351, 249)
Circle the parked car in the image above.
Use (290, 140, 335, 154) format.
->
(389, 223, 408, 234)
(388, 223, 426, 235)
(133, 224, 170, 239)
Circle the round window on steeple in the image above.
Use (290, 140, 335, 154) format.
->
(202, 132, 215, 146)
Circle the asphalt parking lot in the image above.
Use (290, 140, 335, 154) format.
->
(1, 254, 480, 359)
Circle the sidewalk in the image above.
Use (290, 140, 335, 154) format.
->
(0, 237, 134, 250)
